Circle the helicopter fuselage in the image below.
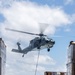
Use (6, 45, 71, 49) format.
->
(12, 37, 55, 57)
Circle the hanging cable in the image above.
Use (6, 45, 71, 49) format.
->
(34, 49, 40, 75)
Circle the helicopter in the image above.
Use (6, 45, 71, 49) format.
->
(5, 26, 55, 57)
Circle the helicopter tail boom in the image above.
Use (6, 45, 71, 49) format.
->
(12, 49, 23, 53)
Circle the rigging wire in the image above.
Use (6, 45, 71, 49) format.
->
(34, 49, 40, 75)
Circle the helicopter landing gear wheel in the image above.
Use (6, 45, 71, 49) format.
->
(37, 46, 40, 49)
(22, 54, 24, 57)
(47, 48, 50, 52)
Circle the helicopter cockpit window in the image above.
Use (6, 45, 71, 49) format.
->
(30, 37, 39, 44)
(30, 40, 33, 44)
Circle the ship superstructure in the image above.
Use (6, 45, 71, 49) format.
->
(67, 41, 75, 75)
(44, 71, 66, 75)
(0, 38, 6, 75)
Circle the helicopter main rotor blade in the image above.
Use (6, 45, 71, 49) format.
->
(5, 28, 39, 36)
(39, 23, 49, 34)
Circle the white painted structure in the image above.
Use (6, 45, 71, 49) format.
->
(67, 41, 75, 75)
(0, 38, 6, 75)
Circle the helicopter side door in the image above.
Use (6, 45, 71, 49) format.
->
(30, 37, 41, 49)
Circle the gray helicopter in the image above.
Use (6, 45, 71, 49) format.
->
(6, 27, 55, 57)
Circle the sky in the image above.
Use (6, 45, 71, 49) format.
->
(0, 0, 75, 75)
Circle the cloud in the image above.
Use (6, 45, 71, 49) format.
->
(43, 63, 67, 72)
(0, 0, 71, 41)
(34, 55, 56, 65)
(65, 28, 71, 32)
(64, 0, 74, 5)
(71, 14, 75, 23)
(0, 0, 73, 75)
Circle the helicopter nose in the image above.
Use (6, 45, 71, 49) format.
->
(52, 41, 55, 44)
(51, 40, 55, 44)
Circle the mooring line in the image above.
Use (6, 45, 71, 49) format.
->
(34, 49, 40, 75)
